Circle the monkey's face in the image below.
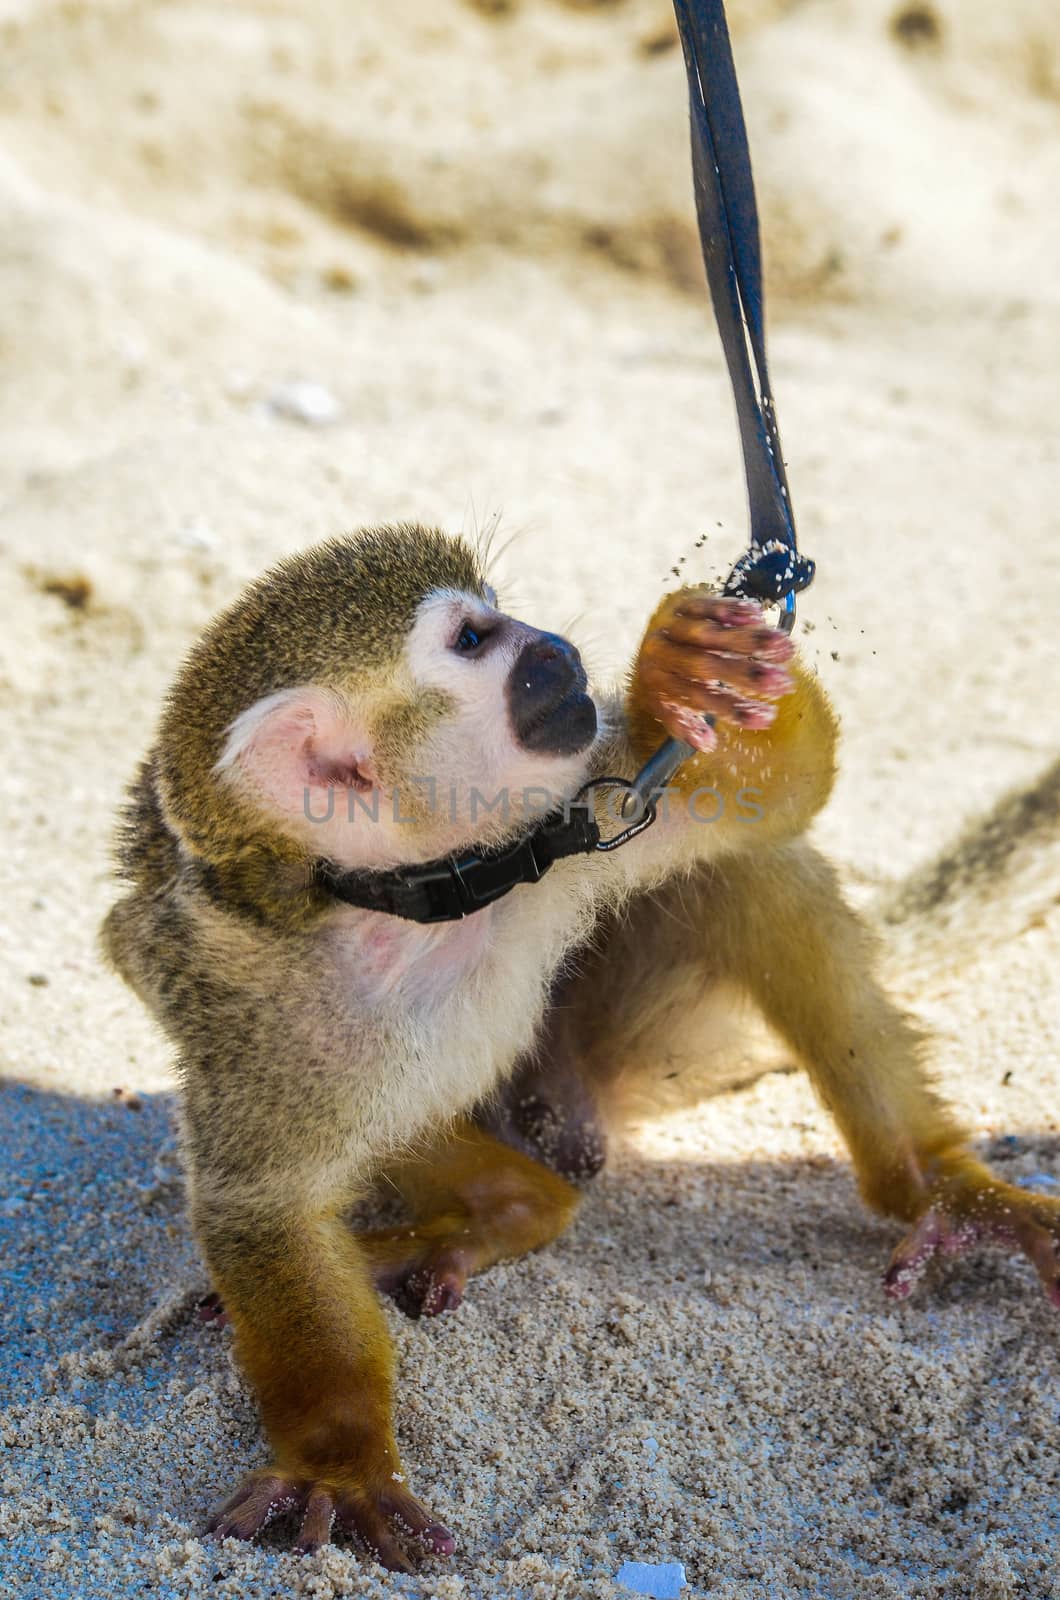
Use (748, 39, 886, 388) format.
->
(215, 581, 598, 872)
(387, 586, 599, 842)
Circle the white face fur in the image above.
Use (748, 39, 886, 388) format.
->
(216, 586, 600, 872)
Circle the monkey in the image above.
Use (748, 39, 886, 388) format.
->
(102, 523, 1060, 1569)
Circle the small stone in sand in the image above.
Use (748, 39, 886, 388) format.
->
(266, 379, 342, 427)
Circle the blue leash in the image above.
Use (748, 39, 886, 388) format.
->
(630, 0, 816, 803)
(319, 1, 824, 913)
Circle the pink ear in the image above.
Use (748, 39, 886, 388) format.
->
(216, 688, 376, 817)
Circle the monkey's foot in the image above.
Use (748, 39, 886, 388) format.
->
(361, 1223, 472, 1320)
(366, 1124, 580, 1319)
(884, 1176, 1060, 1308)
(475, 1047, 608, 1184)
(208, 1465, 455, 1569)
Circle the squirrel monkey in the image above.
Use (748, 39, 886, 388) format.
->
(103, 524, 1060, 1568)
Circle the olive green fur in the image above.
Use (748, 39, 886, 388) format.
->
(109, 524, 485, 931)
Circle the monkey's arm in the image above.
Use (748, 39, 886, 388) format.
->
(604, 588, 1060, 1303)
(182, 1079, 454, 1567)
(706, 840, 1060, 1305)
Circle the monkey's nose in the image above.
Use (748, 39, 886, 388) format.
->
(512, 634, 584, 706)
(507, 633, 596, 756)
(522, 633, 580, 672)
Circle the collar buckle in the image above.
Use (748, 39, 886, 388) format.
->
(416, 833, 547, 923)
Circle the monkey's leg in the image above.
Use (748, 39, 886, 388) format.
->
(360, 1119, 581, 1319)
(570, 845, 1060, 1307)
(195, 1194, 454, 1568)
(697, 842, 1060, 1306)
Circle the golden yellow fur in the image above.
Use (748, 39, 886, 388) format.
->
(102, 537, 1060, 1566)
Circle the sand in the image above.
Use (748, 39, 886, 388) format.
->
(1, 1, 1059, 1595)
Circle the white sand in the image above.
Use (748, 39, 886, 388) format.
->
(1, 2, 1059, 1595)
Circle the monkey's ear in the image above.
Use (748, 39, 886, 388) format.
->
(216, 688, 377, 816)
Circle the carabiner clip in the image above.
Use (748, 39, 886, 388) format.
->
(575, 776, 659, 852)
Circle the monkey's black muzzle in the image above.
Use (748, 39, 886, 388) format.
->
(507, 633, 598, 757)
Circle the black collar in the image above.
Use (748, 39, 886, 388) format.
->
(313, 802, 601, 924)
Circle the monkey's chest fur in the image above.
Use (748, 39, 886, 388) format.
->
(312, 861, 599, 1157)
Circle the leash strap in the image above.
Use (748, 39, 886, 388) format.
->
(672, 0, 814, 603)
(310, 5, 815, 920)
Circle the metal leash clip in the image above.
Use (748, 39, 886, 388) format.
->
(574, 775, 660, 851)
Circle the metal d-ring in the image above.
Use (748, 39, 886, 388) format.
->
(575, 776, 659, 851)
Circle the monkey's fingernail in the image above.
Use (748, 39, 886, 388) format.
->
(210, 1518, 248, 1542)
(713, 600, 761, 625)
(750, 666, 795, 694)
(659, 701, 717, 751)
(687, 725, 718, 752)
(882, 1265, 914, 1299)
(423, 1276, 463, 1316)
(754, 630, 795, 659)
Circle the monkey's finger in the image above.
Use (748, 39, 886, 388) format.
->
(643, 666, 781, 728)
(661, 616, 794, 661)
(208, 1472, 295, 1540)
(379, 1487, 457, 1555)
(937, 1222, 979, 1256)
(1012, 1217, 1060, 1309)
(339, 1497, 415, 1573)
(643, 641, 794, 700)
(294, 1487, 337, 1554)
(883, 1209, 944, 1300)
(670, 595, 764, 627)
(405, 1265, 465, 1319)
(657, 701, 717, 752)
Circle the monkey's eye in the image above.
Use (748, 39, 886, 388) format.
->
(453, 621, 491, 655)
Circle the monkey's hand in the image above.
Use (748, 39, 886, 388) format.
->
(196, 1205, 455, 1568)
(884, 1156, 1060, 1309)
(623, 588, 837, 846)
(208, 1463, 454, 1569)
(633, 590, 795, 751)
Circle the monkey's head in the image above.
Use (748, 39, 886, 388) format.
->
(157, 524, 599, 872)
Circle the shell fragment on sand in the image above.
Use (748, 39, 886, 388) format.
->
(615, 1560, 687, 1598)
(265, 380, 343, 427)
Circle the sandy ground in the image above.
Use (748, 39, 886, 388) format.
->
(2, 1, 1060, 1595)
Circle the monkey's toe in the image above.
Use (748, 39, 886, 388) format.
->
(196, 1290, 229, 1327)
(378, 1485, 457, 1555)
(378, 1249, 469, 1321)
(207, 1465, 454, 1567)
(207, 1471, 297, 1542)
(402, 1263, 465, 1319)
(883, 1209, 947, 1300)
